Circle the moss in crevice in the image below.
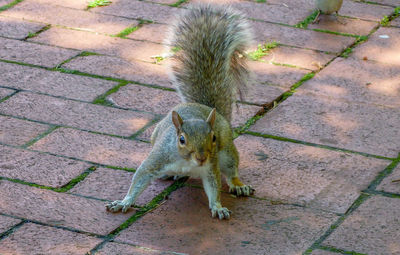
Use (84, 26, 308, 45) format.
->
(87, 0, 111, 9)
(169, 0, 188, 7)
(0, 0, 24, 12)
(23, 125, 59, 148)
(295, 10, 319, 29)
(92, 81, 129, 106)
(248, 42, 278, 61)
(25, 24, 51, 40)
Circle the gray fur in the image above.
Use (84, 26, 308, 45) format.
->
(167, 4, 253, 122)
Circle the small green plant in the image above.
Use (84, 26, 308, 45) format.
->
(381, 15, 390, 26)
(248, 42, 278, 61)
(296, 10, 319, 29)
(87, 0, 111, 8)
(115, 26, 139, 38)
(256, 0, 266, 3)
(26, 32, 36, 38)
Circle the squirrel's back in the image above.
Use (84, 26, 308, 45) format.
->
(167, 5, 253, 122)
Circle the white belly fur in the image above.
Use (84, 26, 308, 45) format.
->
(160, 159, 210, 178)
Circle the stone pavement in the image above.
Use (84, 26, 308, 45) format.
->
(0, 0, 399, 254)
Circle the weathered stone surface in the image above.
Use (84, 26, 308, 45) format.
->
(308, 15, 378, 36)
(310, 250, 338, 255)
(231, 1, 313, 26)
(234, 135, 388, 213)
(3, 0, 138, 34)
(248, 60, 309, 88)
(30, 128, 152, 169)
(92, 0, 178, 24)
(0, 0, 14, 6)
(250, 20, 355, 53)
(392, 17, 400, 27)
(97, 242, 177, 255)
(323, 195, 400, 255)
(299, 57, 400, 108)
(0, 62, 117, 101)
(340, 0, 394, 21)
(352, 27, 400, 66)
(377, 165, 400, 194)
(0, 16, 45, 39)
(0, 223, 101, 254)
(0, 116, 49, 146)
(69, 167, 171, 206)
(136, 122, 157, 142)
(116, 186, 338, 255)
(250, 92, 400, 158)
(0, 92, 154, 136)
(30, 27, 164, 63)
(38, 0, 88, 9)
(127, 23, 170, 44)
(64, 55, 173, 88)
(0, 180, 134, 235)
(242, 83, 285, 106)
(0, 88, 15, 100)
(108, 85, 180, 115)
(231, 103, 263, 128)
(0, 145, 90, 187)
(0, 37, 79, 68)
(0, 215, 21, 234)
(262, 46, 334, 71)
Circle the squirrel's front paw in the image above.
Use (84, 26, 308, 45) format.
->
(211, 206, 231, 220)
(229, 185, 255, 197)
(106, 199, 133, 213)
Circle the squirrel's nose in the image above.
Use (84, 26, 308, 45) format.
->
(195, 154, 207, 164)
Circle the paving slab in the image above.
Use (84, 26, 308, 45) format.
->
(69, 167, 171, 206)
(0, 88, 15, 100)
(352, 26, 400, 66)
(262, 46, 334, 71)
(0, 62, 117, 101)
(30, 128, 152, 169)
(308, 15, 378, 36)
(231, 103, 263, 128)
(250, 92, 400, 158)
(235, 135, 388, 213)
(299, 57, 400, 108)
(0, 115, 49, 146)
(323, 195, 400, 255)
(97, 242, 179, 255)
(127, 23, 170, 44)
(147, 0, 177, 4)
(0, 37, 79, 68)
(115, 186, 338, 255)
(250, 20, 355, 53)
(30, 27, 165, 63)
(0, 215, 21, 234)
(108, 84, 180, 115)
(392, 16, 400, 27)
(63, 55, 173, 88)
(310, 250, 338, 255)
(230, 1, 313, 26)
(92, 0, 178, 24)
(0, 145, 90, 187)
(0, 180, 135, 235)
(28, 0, 89, 9)
(2, 0, 138, 35)
(0, 223, 101, 255)
(340, 0, 394, 22)
(0, 15, 45, 39)
(0, 92, 154, 136)
(0, 0, 14, 6)
(377, 165, 400, 194)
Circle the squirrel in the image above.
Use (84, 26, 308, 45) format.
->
(106, 4, 254, 220)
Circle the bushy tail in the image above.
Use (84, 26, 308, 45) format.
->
(167, 4, 253, 122)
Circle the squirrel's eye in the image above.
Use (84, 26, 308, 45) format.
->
(212, 135, 216, 142)
(179, 135, 186, 145)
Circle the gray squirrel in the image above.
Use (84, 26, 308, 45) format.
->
(106, 4, 254, 220)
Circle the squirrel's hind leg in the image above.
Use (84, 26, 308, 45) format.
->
(219, 144, 255, 197)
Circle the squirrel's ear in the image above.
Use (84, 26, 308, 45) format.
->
(206, 108, 216, 129)
(172, 111, 183, 131)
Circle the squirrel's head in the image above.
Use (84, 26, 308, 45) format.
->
(172, 109, 217, 166)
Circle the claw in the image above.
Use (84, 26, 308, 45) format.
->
(230, 185, 255, 197)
